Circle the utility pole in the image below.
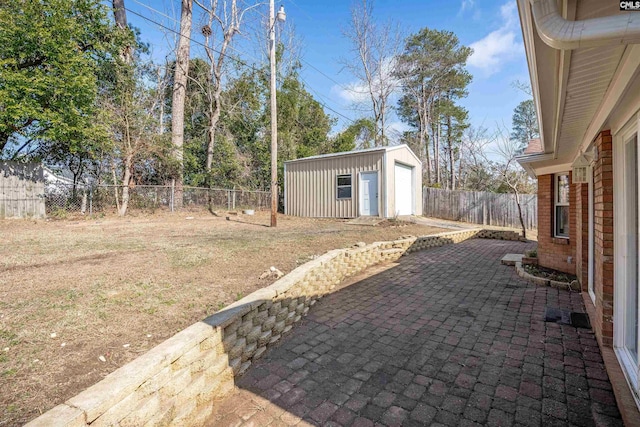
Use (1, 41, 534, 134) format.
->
(269, 2, 285, 227)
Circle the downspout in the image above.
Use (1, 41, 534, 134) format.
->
(530, 0, 640, 50)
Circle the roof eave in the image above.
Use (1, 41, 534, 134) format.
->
(518, 0, 548, 155)
(516, 152, 555, 178)
(283, 147, 386, 164)
(283, 144, 421, 165)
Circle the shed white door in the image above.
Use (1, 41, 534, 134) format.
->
(394, 164, 413, 216)
(359, 172, 378, 216)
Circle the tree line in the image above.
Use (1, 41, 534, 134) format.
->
(0, 0, 538, 216)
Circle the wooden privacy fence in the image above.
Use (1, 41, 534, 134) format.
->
(423, 187, 537, 230)
(0, 162, 46, 219)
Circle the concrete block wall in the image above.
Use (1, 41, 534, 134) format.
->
(475, 229, 526, 241)
(26, 227, 527, 427)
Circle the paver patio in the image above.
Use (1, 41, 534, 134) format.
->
(206, 239, 622, 426)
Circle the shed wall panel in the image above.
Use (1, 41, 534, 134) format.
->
(384, 148, 422, 217)
(285, 152, 383, 218)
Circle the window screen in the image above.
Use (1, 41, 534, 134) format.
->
(337, 174, 352, 199)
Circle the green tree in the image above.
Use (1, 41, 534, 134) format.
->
(165, 58, 213, 186)
(167, 57, 334, 191)
(395, 28, 472, 186)
(221, 69, 268, 189)
(0, 0, 120, 157)
(102, 57, 173, 215)
(332, 118, 376, 152)
(276, 68, 335, 162)
(511, 99, 539, 151)
(436, 97, 469, 190)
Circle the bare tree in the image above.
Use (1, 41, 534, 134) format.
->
(459, 124, 492, 190)
(342, 0, 401, 146)
(246, 13, 302, 79)
(511, 79, 532, 96)
(491, 124, 537, 239)
(104, 64, 169, 216)
(193, 0, 260, 181)
(171, 0, 193, 209)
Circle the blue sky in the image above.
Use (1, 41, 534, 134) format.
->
(126, 0, 531, 140)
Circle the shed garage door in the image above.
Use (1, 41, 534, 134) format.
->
(394, 163, 413, 215)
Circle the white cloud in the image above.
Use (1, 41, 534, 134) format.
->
(332, 57, 401, 104)
(460, 0, 475, 13)
(499, 1, 518, 27)
(468, 30, 521, 73)
(458, 0, 476, 16)
(467, 1, 523, 76)
(332, 82, 370, 104)
(459, 0, 481, 20)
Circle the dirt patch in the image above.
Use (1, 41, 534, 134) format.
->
(0, 211, 444, 426)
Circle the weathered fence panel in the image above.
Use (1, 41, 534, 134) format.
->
(0, 162, 46, 219)
(423, 187, 537, 229)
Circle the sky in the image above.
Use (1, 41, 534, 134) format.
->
(125, 0, 532, 142)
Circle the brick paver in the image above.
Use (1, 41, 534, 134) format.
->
(206, 239, 622, 426)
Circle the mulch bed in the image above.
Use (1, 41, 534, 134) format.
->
(523, 264, 577, 283)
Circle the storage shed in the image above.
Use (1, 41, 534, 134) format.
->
(284, 144, 422, 218)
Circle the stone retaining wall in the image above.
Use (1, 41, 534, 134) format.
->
(27, 227, 522, 427)
(476, 229, 526, 241)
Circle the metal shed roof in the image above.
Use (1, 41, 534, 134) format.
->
(284, 144, 421, 165)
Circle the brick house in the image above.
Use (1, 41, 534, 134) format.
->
(515, 0, 640, 420)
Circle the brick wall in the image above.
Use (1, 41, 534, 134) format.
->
(536, 131, 614, 347)
(537, 173, 576, 274)
(592, 130, 615, 347)
(575, 182, 589, 291)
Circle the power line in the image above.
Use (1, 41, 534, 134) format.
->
(130, 0, 179, 26)
(192, 0, 270, 21)
(141, 34, 347, 130)
(236, 16, 370, 97)
(131, 0, 369, 117)
(124, 2, 358, 126)
(286, 0, 316, 22)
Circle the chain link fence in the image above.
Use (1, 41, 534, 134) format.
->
(45, 183, 271, 216)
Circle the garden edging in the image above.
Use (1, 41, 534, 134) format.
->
(514, 261, 581, 291)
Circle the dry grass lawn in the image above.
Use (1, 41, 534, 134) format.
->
(0, 211, 445, 426)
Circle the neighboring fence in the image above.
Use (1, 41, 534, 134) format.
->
(45, 184, 271, 216)
(423, 187, 537, 229)
(0, 162, 46, 219)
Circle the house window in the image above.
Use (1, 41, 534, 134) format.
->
(337, 174, 352, 199)
(555, 173, 570, 238)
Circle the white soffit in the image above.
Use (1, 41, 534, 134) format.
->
(523, 0, 631, 172)
(557, 44, 626, 162)
(555, 0, 626, 164)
